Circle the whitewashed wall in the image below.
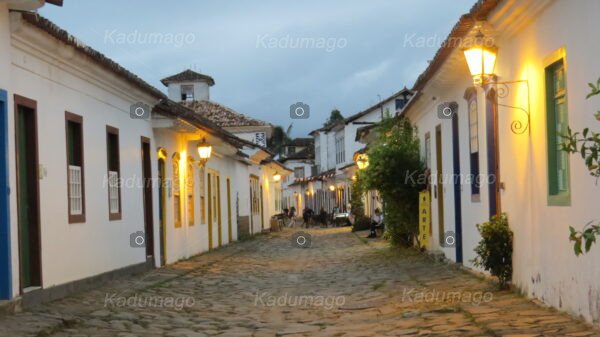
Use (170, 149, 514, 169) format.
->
(491, 0, 600, 324)
(9, 18, 160, 293)
(406, 0, 600, 325)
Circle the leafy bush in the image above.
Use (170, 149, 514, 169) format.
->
(361, 116, 425, 246)
(351, 216, 371, 232)
(562, 78, 600, 255)
(472, 213, 513, 288)
(569, 221, 600, 255)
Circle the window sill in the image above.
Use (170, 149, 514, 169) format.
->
(548, 192, 571, 207)
(109, 213, 122, 221)
(68, 214, 86, 224)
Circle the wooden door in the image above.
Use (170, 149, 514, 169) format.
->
(486, 89, 501, 217)
(207, 170, 221, 249)
(435, 125, 445, 246)
(157, 157, 166, 266)
(14, 95, 41, 291)
(226, 178, 232, 243)
(0, 90, 11, 299)
(207, 172, 213, 250)
(141, 138, 154, 259)
(249, 176, 260, 233)
(451, 105, 463, 263)
(216, 174, 222, 247)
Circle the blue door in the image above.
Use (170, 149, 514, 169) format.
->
(0, 89, 12, 299)
(450, 103, 463, 263)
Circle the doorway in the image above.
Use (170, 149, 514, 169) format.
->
(260, 185, 264, 231)
(14, 95, 41, 292)
(0, 90, 11, 299)
(157, 149, 167, 266)
(450, 104, 463, 263)
(216, 174, 222, 247)
(207, 170, 221, 249)
(435, 125, 445, 247)
(207, 172, 213, 249)
(249, 175, 260, 234)
(141, 138, 154, 260)
(486, 89, 501, 217)
(226, 178, 232, 243)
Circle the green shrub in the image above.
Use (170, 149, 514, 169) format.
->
(472, 213, 513, 288)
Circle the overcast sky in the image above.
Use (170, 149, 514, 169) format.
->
(40, 0, 473, 137)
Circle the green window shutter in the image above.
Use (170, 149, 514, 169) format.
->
(546, 59, 570, 205)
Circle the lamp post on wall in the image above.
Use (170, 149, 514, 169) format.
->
(462, 31, 531, 135)
(196, 138, 212, 167)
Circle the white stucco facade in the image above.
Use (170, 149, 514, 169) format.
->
(405, 0, 600, 325)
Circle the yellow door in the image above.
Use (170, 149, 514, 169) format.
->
(207, 172, 213, 250)
(226, 178, 232, 243)
(208, 169, 221, 249)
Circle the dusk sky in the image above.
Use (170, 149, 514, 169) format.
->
(40, 1, 474, 137)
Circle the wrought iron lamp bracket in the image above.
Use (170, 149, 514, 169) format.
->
(482, 78, 531, 135)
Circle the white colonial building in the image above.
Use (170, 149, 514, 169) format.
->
(401, 0, 600, 326)
(0, 2, 288, 308)
(305, 88, 413, 217)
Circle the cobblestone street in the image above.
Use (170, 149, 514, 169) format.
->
(0, 227, 598, 337)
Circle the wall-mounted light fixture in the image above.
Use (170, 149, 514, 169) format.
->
(462, 30, 530, 135)
(273, 172, 281, 182)
(196, 137, 212, 167)
(329, 185, 336, 192)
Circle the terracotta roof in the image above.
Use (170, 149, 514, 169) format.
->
(411, 0, 501, 92)
(180, 100, 270, 128)
(160, 70, 215, 86)
(21, 13, 165, 100)
(152, 99, 244, 148)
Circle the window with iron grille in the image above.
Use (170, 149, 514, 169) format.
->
(107, 126, 121, 219)
(66, 112, 85, 223)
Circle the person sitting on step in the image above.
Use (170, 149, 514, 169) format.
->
(367, 208, 384, 238)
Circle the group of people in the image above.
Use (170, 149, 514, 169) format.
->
(282, 206, 385, 238)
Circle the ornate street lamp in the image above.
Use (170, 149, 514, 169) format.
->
(196, 138, 212, 167)
(355, 153, 369, 170)
(463, 31, 497, 86)
(461, 31, 530, 135)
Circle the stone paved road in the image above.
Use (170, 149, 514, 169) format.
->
(0, 227, 598, 337)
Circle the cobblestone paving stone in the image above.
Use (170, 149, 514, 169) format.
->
(0, 227, 598, 337)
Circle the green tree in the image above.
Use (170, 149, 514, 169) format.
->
(361, 116, 425, 245)
(268, 124, 292, 157)
(323, 109, 344, 128)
